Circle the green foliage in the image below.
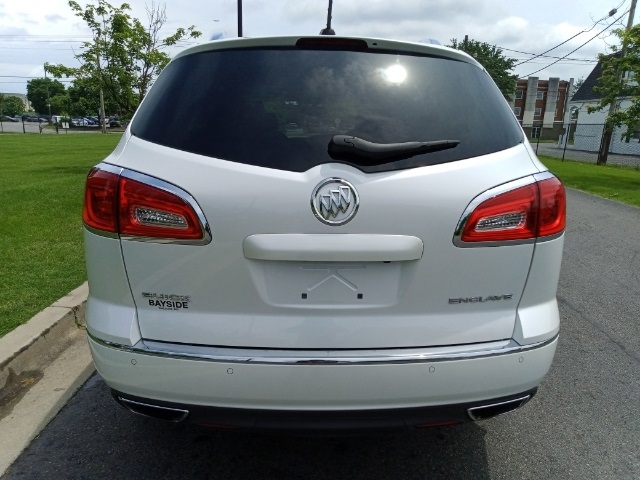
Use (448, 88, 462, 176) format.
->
(570, 77, 584, 98)
(1, 95, 25, 116)
(49, 93, 71, 116)
(26, 78, 66, 115)
(448, 37, 518, 100)
(588, 25, 640, 140)
(46, 0, 201, 116)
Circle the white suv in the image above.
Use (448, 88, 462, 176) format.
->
(83, 36, 565, 430)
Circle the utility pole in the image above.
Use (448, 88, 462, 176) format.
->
(94, 58, 107, 134)
(597, 0, 637, 165)
(44, 63, 52, 120)
(237, 0, 243, 37)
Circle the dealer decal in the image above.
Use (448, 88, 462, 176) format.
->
(142, 292, 191, 311)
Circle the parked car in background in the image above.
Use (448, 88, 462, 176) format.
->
(0, 115, 19, 122)
(71, 118, 91, 126)
(83, 36, 566, 431)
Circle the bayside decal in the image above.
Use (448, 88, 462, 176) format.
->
(142, 292, 191, 311)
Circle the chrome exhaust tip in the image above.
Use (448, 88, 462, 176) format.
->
(118, 397, 189, 422)
(467, 395, 531, 421)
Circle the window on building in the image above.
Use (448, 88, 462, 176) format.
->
(534, 108, 542, 117)
(531, 126, 541, 139)
(536, 91, 544, 100)
(621, 71, 637, 89)
(515, 90, 524, 100)
(513, 107, 521, 116)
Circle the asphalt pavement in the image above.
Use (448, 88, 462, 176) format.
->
(2, 189, 639, 479)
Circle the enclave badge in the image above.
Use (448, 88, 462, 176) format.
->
(311, 178, 359, 226)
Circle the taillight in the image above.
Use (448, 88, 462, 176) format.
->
(456, 174, 565, 246)
(83, 168, 118, 233)
(83, 164, 209, 244)
(537, 177, 566, 237)
(118, 177, 203, 240)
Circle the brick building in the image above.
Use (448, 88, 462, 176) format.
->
(510, 77, 573, 139)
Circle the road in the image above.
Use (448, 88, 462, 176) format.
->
(3, 189, 640, 480)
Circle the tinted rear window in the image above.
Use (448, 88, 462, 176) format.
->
(131, 47, 522, 173)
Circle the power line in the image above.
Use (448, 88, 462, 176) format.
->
(523, 8, 630, 77)
(514, 2, 628, 67)
(499, 47, 599, 62)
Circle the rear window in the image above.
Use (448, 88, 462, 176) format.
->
(131, 46, 522, 173)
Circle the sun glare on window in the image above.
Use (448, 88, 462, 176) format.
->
(382, 64, 407, 84)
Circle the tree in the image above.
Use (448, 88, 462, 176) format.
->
(448, 37, 518, 100)
(66, 77, 118, 116)
(46, 1, 201, 117)
(1, 95, 26, 117)
(570, 77, 584, 99)
(49, 93, 71, 116)
(26, 78, 66, 115)
(588, 25, 640, 144)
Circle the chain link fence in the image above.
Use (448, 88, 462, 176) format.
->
(526, 123, 640, 168)
(0, 118, 125, 135)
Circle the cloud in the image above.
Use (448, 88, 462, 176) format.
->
(45, 14, 65, 23)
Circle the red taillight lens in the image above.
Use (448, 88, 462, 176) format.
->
(460, 176, 565, 243)
(461, 184, 539, 242)
(537, 177, 566, 237)
(83, 167, 205, 241)
(118, 177, 203, 240)
(83, 168, 118, 233)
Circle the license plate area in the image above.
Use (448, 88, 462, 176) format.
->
(248, 261, 403, 307)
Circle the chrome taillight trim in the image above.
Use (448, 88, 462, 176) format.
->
(453, 171, 562, 248)
(87, 330, 558, 366)
(84, 162, 212, 246)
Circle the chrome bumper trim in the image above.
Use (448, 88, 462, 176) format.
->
(87, 331, 558, 366)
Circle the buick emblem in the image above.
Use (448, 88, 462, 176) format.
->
(311, 178, 359, 226)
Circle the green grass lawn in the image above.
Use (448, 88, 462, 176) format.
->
(539, 156, 640, 208)
(0, 134, 121, 338)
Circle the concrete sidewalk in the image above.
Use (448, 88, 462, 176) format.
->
(0, 283, 94, 475)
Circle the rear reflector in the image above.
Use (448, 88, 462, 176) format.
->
(457, 174, 565, 245)
(83, 165, 209, 244)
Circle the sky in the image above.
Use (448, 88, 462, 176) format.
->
(0, 0, 632, 95)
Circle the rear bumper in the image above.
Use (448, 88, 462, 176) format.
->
(112, 388, 538, 430)
(88, 332, 557, 425)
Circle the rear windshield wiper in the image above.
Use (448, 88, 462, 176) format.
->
(328, 135, 460, 165)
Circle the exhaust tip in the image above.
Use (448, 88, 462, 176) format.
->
(118, 397, 189, 422)
(467, 395, 531, 421)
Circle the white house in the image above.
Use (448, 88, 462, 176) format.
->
(568, 54, 640, 155)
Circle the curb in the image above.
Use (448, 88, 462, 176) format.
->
(0, 282, 95, 476)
